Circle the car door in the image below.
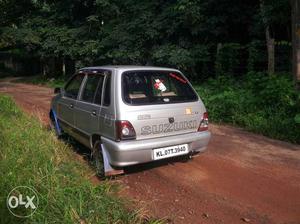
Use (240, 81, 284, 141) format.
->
(98, 72, 115, 139)
(73, 72, 105, 147)
(57, 73, 85, 132)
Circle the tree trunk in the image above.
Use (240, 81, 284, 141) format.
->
(215, 43, 223, 76)
(41, 58, 46, 76)
(62, 57, 66, 76)
(291, 0, 300, 90)
(266, 26, 275, 74)
(260, 0, 275, 75)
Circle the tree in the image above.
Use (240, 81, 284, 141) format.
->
(0, 0, 292, 79)
(257, 0, 290, 75)
(0, 0, 34, 26)
(260, 0, 275, 75)
(291, 0, 300, 90)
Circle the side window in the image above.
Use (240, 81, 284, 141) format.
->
(103, 75, 111, 106)
(64, 74, 85, 99)
(81, 75, 104, 103)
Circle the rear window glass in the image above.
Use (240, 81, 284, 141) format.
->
(122, 70, 198, 105)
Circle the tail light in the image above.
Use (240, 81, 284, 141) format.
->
(198, 112, 209, 132)
(116, 120, 136, 141)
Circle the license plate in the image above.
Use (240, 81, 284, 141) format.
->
(153, 144, 189, 160)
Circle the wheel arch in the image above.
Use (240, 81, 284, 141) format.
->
(90, 134, 102, 149)
(49, 108, 62, 136)
(49, 109, 54, 121)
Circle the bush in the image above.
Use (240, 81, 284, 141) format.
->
(196, 72, 300, 143)
(244, 72, 297, 109)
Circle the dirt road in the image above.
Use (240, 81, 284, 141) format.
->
(1, 79, 300, 224)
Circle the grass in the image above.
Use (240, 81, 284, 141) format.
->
(0, 95, 159, 223)
(13, 76, 65, 88)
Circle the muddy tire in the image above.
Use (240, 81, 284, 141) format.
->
(92, 141, 105, 178)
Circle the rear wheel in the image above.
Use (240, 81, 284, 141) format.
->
(92, 141, 105, 178)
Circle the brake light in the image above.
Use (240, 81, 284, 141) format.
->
(116, 120, 136, 141)
(198, 112, 209, 132)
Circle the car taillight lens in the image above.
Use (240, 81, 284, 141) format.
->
(116, 120, 136, 141)
(198, 112, 209, 132)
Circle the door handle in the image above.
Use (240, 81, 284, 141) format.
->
(69, 103, 74, 108)
(91, 111, 97, 116)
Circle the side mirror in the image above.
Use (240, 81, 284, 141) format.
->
(54, 87, 61, 94)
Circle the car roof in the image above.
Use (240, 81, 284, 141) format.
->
(79, 65, 180, 73)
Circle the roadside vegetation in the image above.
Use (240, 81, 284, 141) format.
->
(14, 76, 65, 88)
(0, 95, 158, 223)
(196, 72, 300, 144)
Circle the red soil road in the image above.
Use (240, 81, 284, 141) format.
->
(1, 78, 300, 224)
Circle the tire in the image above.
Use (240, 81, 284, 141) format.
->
(92, 141, 105, 178)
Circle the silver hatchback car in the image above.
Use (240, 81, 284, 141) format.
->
(50, 66, 211, 176)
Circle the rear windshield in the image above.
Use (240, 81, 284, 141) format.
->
(122, 70, 198, 105)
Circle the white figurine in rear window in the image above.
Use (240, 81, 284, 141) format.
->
(154, 79, 167, 92)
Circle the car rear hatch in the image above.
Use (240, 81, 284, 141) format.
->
(120, 70, 206, 140)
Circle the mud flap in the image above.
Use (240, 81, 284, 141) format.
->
(101, 144, 124, 176)
(51, 109, 62, 136)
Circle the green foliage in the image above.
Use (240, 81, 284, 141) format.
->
(245, 72, 297, 109)
(247, 40, 266, 72)
(196, 72, 300, 143)
(0, 95, 159, 224)
(0, 0, 34, 26)
(259, 0, 290, 26)
(215, 43, 242, 76)
(152, 45, 194, 71)
(0, 0, 292, 80)
(0, 26, 41, 50)
(295, 114, 300, 124)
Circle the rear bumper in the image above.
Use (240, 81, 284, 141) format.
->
(101, 131, 211, 167)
